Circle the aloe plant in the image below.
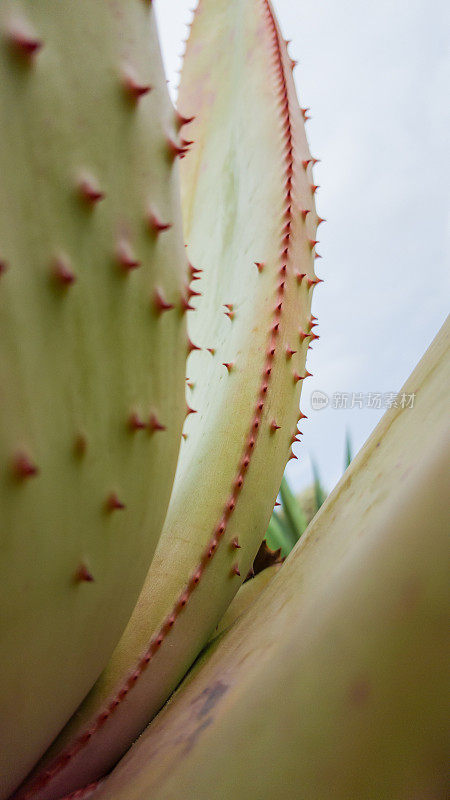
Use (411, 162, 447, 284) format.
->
(0, 2, 447, 800)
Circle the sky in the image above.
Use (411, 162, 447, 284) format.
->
(154, 0, 449, 494)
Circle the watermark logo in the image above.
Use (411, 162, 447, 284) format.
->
(311, 390, 329, 410)
(310, 391, 415, 411)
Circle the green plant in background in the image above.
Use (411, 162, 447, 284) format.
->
(0, 1, 448, 800)
(267, 432, 353, 557)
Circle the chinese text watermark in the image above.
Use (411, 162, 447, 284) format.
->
(310, 391, 416, 411)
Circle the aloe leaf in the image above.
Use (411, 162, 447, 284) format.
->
(344, 429, 353, 471)
(0, 2, 187, 796)
(279, 474, 308, 544)
(311, 457, 326, 510)
(266, 512, 294, 557)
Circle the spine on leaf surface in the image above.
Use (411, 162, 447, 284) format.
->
(0, 1, 187, 798)
(16, 0, 323, 797)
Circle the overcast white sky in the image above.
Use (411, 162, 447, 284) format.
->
(154, 0, 449, 493)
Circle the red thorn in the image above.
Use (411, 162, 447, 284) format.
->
(13, 452, 38, 480)
(270, 420, 281, 433)
(175, 111, 195, 128)
(286, 346, 296, 359)
(301, 108, 310, 120)
(311, 184, 320, 194)
(117, 239, 140, 271)
(167, 136, 188, 160)
(153, 289, 174, 314)
(189, 568, 202, 589)
(312, 158, 321, 165)
(274, 501, 281, 507)
(186, 381, 194, 389)
(309, 332, 320, 341)
(207, 347, 216, 356)
(317, 216, 326, 226)
(235, 474, 244, 490)
(217, 522, 226, 538)
(186, 405, 197, 417)
(74, 434, 87, 457)
(189, 263, 203, 279)
(293, 372, 302, 383)
(307, 277, 323, 288)
(288, 450, 298, 461)
(304, 370, 313, 379)
(79, 176, 105, 205)
(181, 138, 194, 147)
(182, 432, 187, 440)
(301, 208, 310, 220)
(187, 338, 201, 354)
(122, 67, 152, 100)
(129, 413, 146, 431)
(53, 255, 76, 287)
(9, 25, 42, 57)
(148, 413, 166, 432)
(187, 286, 202, 299)
(180, 295, 195, 312)
(230, 563, 241, 577)
(148, 209, 172, 234)
(255, 261, 265, 273)
(230, 537, 241, 550)
(298, 410, 308, 420)
(308, 239, 319, 250)
(223, 303, 234, 311)
(75, 564, 94, 583)
(225, 310, 235, 320)
(302, 159, 312, 170)
(223, 362, 234, 373)
(290, 58, 298, 70)
(107, 492, 126, 511)
(311, 314, 318, 321)
(299, 329, 310, 342)
(315, 252, 322, 260)
(295, 272, 306, 284)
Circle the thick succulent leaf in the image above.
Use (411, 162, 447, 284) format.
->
(88, 322, 449, 800)
(1, 1, 187, 798)
(27, 0, 322, 794)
